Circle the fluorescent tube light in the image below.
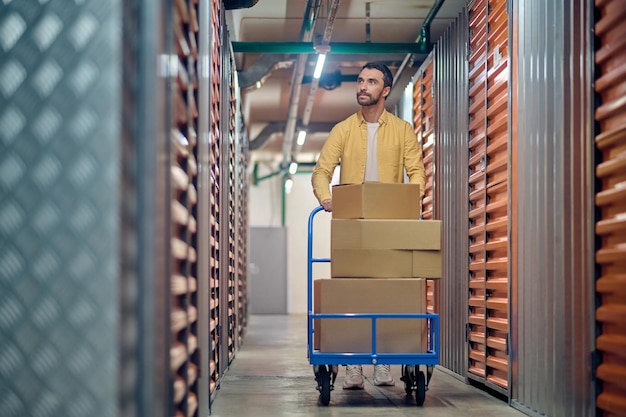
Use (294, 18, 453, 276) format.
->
(296, 130, 307, 146)
(284, 178, 294, 194)
(313, 54, 326, 79)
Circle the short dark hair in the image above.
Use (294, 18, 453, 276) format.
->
(360, 62, 393, 89)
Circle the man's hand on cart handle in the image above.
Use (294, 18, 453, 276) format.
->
(321, 199, 332, 212)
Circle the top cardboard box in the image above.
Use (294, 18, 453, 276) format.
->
(332, 183, 421, 219)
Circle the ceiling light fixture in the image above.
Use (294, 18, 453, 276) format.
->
(296, 130, 307, 146)
(284, 177, 294, 194)
(313, 53, 326, 79)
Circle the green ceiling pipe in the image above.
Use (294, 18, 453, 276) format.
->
(418, 0, 445, 52)
(281, 172, 287, 226)
(231, 41, 431, 55)
(252, 162, 284, 185)
(252, 161, 317, 185)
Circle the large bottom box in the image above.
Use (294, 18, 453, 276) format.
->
(313, 278, 427, 353)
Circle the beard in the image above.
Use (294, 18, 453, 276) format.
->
(356, 91, 381, 106)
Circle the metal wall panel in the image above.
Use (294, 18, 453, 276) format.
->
(120, 0, 173, 416)
(511, 0, 595, 415)
(433, 7, 470, 377)
(197, 0, 212, 414)
(594, 1, 626, 416)
(0, 1, 127, 417)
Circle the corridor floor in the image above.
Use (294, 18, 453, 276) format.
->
(209, 314, 526, 417)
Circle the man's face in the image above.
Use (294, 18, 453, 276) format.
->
(356, 68, 389, 106)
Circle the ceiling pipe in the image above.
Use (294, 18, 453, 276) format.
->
(365, 2, 371, 43)
(236, 0, 322, 92)
(281, 0, 323, 164)
(236, 52, 414, 91)
(249, 122, 286, 150)
(392, 0, 445, 87)
(249, 121, 336, 151)
(294, 0, 341, 160)
(281, 57, 311, 161)
(231, 41, 434, 54)
(238, 54, 293, 90)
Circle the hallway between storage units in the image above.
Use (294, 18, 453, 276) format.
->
(209, 315, 526, 417)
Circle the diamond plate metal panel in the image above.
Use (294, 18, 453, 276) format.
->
(0, 1, 121, 417)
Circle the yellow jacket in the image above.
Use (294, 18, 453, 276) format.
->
(311, 109, 425, 203)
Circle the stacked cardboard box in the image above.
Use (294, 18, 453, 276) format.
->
(313, 278, 427, 353)
(330, 183, 442, 278)
(314, 183, 442, 353)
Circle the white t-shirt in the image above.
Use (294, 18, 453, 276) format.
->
(364, 122, 380, 182)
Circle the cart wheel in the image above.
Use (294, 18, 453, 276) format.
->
(415, 371, 426, 406)
(319, 365, 331, 406)
(401, 365, 415, 395)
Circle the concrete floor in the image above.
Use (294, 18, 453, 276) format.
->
(210, 315, 527, 417)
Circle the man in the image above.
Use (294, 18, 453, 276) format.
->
(311, 63, 426, 389)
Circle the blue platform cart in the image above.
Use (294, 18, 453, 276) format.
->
(307, 206, 440, 406)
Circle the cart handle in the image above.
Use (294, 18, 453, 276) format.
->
(308, 205, 331, 264)
(307, 206, 330, 357)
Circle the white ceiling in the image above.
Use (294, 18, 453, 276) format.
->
(226, 0, 467, 160)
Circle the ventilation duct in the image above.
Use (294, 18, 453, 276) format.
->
(224, 0, 260, 10)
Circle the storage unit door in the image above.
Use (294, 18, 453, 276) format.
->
(235, 76, 249, 350)
(466, 0, 510, 394)
(209, 0, 222, 400)
(414, 58, 436, 221)
(413, 57, 438, 315)
(467, 0, 488, 383)
(224, 38, 237, 365)
(594, 1, 626, 415)
(483, 0, 509, 392)
(171, 0, 202, 415)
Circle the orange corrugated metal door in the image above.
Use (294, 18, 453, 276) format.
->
(413, 58, 437, 314)
(209, 0, 222, 398)
(171, 0, 201, 415)
(226, 49, 237, 364)
(594, 1, 626, 415)
(483, 0, 509, 391)
(236, 114, 249, 348)
(417, 59, 435, 222)
(467, 0, 510, 393)
(467, 0, 488, 382)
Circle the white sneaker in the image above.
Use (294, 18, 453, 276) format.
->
(343, 365, 364, 389)
(373, 365, 395, 386)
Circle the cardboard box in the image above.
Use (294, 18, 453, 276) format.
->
(331, 219, 441, 250)
(412, 250, 442, 278)
(332, 183, 421, 219)
(331, 248, 442, 278)
(313, 278, 427, 353)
